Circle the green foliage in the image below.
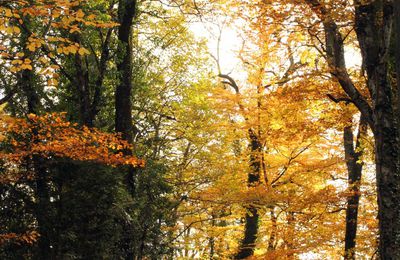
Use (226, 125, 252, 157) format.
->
(52, 162, 127, 259)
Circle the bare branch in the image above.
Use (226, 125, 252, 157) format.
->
(326, 94, 353, 104)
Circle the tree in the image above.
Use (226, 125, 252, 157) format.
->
(302, 1, 400, 258)
(343, 115, 367, 259)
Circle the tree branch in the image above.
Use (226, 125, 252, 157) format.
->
(305, 0, 374, 131)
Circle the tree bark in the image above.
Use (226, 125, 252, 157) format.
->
(116, 0, 137, 197)
(73, 38, 92, 126)
(354, 2, 400, 258)
(305, 1, 400, 258)
(286, 211, 295, 259)
(235, 129, 261, 259)
(267, 206, 277, 252)
(395, 0, 400, 121)
(115, 1, 137, 259)
(116, 0, 136, 143)
(344, 116, 367, 260)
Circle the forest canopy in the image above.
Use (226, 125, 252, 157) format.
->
(1, 0, 400, 259)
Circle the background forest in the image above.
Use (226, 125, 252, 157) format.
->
(1, 0, 400, 259)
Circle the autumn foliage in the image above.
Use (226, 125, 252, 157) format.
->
(0, 113, 144, 171)
(1, 0, 397, 259)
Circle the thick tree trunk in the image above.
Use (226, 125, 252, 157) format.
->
(305, 1, 400, 258)
(116, 0, 136, 143)
(374, 102, 400, 260)
(116, 0, 137, 198)
(344, 117, 367, 259)
(115, 1, 137, 259)
(354, 2, 400, 258)
(395, 0, 400, 120)
(235, 129, 261, 259)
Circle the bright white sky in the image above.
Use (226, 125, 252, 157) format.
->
(189, 21, 362, 77)
(189, 22, 244, 74)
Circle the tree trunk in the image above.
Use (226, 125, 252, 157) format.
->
(235, 129, 261, 259)
(115, 1, 137, 259)
(395, 0, 400, 121)
(73, 42, 92, 126)
(116, 0, 137, 198)
(305, 1, 400, 258)
(344, 116, 367, 259)
(18, 15, 54, 259)
(354, 2, 400, 258)
(286, 211, 295, 259)
(267, 206, 277, 252)
(116, 0, 136, 143)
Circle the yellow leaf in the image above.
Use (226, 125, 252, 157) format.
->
(78, 47, 89, 55)
(11, 59, 23, 65)
(27, 44, 36, 52)
(21, 64, 33, 70)
(38, 57, 48, 63)
(13, 26, 20, 34)
(5, 9, 12, 17)
(76, 9, 85, 18)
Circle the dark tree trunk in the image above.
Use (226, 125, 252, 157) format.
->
(116, 0, 137, 198)
(22, 72, 53, 259)
(395, 0, 400, 120)
(344, 116, 367, 259)
(116, 0, 136, 143)
(267, 206, 277, 252)
(91, 28, 113, 123)
(21, 63, 53, 260)
(71, 27, 112, 127)
(235, 129, 261, 259)
(33, 157, 53, 260)
(115, 1, 137, 259)
(354, 2, 400, 258)
(18, 16, 53, 259)
(73, 42, 92, 126)
(306, 1, 400, 258)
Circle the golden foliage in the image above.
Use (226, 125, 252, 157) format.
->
(0, 113, 144, 183)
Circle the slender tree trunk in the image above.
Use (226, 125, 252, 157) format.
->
(33, 157, 53, 260)
(72, 37, 92, 126)
(267, 207, 277, 252)
(286, 211, 295, 259)
(115, 1, 137, 259)
(344, 116, 367, 259)
(235, 129, 261, 259)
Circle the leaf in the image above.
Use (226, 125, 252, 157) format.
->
(76, 9, 85, 18)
